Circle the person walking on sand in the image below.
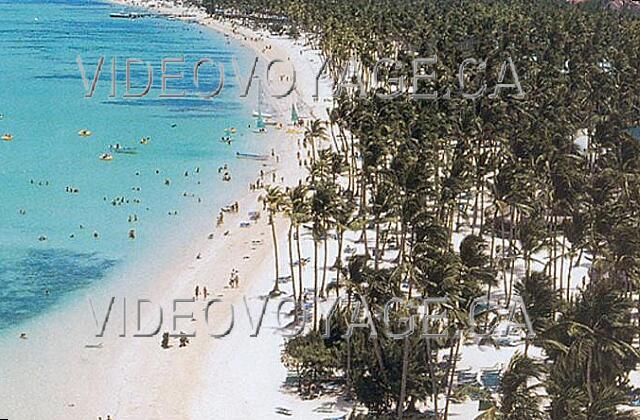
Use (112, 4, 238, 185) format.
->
(203, 286, 209, 299)
(195, 285, 200, 300)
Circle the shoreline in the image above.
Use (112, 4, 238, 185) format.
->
(0, 1, 338, 419)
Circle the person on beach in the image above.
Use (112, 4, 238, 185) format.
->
(195, 285, 200, 300)
(179, 336, 189, 347)
(203, 286, 209, 299)
(229, 270, 238, 288)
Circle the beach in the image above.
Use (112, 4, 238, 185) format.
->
(4, 0, 640, 419)
(0, 1, 345, 419)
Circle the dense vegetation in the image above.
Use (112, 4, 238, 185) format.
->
(206, 0, 640, 418)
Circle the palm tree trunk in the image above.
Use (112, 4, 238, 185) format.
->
(501, 210, 508, 297)
(566, 252, 574, 302)
(587, 347, 594, 406)
(396, 222, 407, 264)
(425, 312, 439, 416)
(559, 233, 566, 298)
(472, 190, 479, 234)
(398, 336, 409, 419)
(479, 179, 485, 234)
(320, 235, 328, 298)
(336, 228, 344, 298)
(346, 335, 352, 388)
(374, 217, 381, 270)
(313, 238, 318, 330)
(270, 215, 280, 294)
(296, 225, 304, 302)
(288, 223, 297, 302)
(507, 207, 516, 306)
(444, 336, 461, 418)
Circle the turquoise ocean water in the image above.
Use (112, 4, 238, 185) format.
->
(0, 0, 267, 331)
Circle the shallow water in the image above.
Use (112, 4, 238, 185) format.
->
(0, 0, 267, 331)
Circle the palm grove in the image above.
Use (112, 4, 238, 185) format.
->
(209, 0, 640, 418)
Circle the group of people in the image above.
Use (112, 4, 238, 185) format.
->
(249, 178, 265, 191)
(194, 285, 209, 300)
(160, 332, 189, 349)
(228, 269, 240, 288)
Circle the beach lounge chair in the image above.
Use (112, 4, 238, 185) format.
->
(457, 371, 479, 386)
(480, 369, 502, 392)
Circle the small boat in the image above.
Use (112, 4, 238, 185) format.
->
(140, 137, 150, 145)
(2, 134, 13, 142)
(99, 153, 113, 161)
(252, 111, 274, 119)
(109, 144, 137, 154)
(236, 152, 269, 161)
(110, 12, 144, 19)
(253, 79, 268, 134)
(114, 149, 137, 155)
(78, 130, 93, 137)
(264, 119, 278, 126)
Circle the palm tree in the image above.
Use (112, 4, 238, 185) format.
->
(498, 353, 546, 420)
(304, 119, 329, 165)
(514, 271, 559, 356)
(286, 184, 310, 303)
(231, 0, 640, 416)
(332, 192, 356, 297)
(260, 186, 286, 295)
(543, 278, 640, 417)
(310, 179, 335, 312)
